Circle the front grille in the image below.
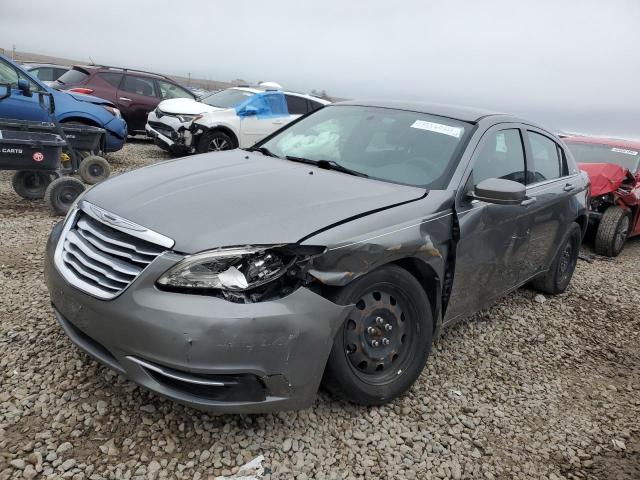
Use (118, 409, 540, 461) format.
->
(148, 121, 177, 139)
(57, 203, 170, 299)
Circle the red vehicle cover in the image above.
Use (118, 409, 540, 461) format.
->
(578, 162, 630, 197)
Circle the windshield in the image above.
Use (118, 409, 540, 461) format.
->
(566, 142, 640, 173)
(260, 105, 472, 188)
(200, 88, 255, 108)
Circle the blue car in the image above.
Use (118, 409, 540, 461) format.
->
(0, 55, 127, 152)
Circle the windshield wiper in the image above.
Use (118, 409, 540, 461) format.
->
(246, 146, 280, 158)
(285, 156, 369, 178)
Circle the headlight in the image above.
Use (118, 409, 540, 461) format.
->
(157, 245, 325, 302)
(177, 113, 202, 123)
(157, 246, 295, 292)
(103, 106, 122, 118)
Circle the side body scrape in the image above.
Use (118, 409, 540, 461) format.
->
(301, 190, 457, 331)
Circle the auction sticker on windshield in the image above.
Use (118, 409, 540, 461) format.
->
(410, 120, 463, 138)
(612, 147, 638, 156)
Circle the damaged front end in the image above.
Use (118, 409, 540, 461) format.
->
(156, 244, 327, 303)
(147, 110, 200, 154)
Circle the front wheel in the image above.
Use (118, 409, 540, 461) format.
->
(322, 265, 433, 405)
(45, 177, 85, 216)
(196, 130, 234, 154)
(594, 206, 630, 257)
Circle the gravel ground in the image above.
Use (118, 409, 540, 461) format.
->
(1, 140, 639, 480)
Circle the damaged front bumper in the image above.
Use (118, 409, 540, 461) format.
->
(145, 111, 196, 155)
(44, 224, 352, 413)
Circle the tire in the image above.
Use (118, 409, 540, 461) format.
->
(44, 177, 85, 216)
(531, 222, 581, 295)
(594, 206, 630, 257)
(78, 155, 111, 185)
(322, 265, 434, 406)
(196, 130, 234, 154)
(11, 171, 54, 200)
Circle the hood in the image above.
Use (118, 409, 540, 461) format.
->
(578, 162, 631, 197)
(84, 151, 425, 253)
(66, 91, 114, 107)
(157, 98, 221, 115)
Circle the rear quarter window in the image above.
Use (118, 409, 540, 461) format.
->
(98, 72, 123, 88)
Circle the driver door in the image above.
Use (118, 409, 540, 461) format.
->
(444, 126, 534, 323)
(0, 58, 48, 121)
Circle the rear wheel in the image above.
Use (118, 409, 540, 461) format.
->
(323, 265, 433, 405)
(594, 206, 630, 257)
(44, 177, 85, 216)
(78, 155, 111, 184)
(196, 130, 234, 154)
(11, 171, 54, 199)
(531, 222, 581, 294)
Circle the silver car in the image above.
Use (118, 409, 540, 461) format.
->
(45, 101, 589, 413)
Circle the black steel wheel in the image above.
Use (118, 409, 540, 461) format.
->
(531, 222, 581, 294)
(323, 265, 433, 405)
(44, 177, 85, 216)
(78, 155, 111, 185)
(11, 171, 54, 200)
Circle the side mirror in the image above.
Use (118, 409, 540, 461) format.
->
(238, 106, 258, 117)
(469, 178, 527, 205)
(17, 78, 32, 97)
(0, 83, 10, 101)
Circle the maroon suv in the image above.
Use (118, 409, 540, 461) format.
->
(53, 66, 195, 134)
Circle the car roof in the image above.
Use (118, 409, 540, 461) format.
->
(231, 86, 331, 104)
(562, 135, 640, 151)
(73, 64, 175, 82)
(22, 62, 68, 69)
(330, 100, 502, 122)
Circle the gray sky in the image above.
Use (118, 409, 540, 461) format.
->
(1, 0, 639, 139)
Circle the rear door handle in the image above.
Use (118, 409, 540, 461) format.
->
(272, 120, 283, 125)
(563, 183, 575, 192)
(119, 97, 131, 102)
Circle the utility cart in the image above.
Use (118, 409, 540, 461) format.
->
(0, 83, 111, 215)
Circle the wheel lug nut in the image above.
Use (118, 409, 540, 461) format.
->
(385, 324, 392, 331)
(376, 316, 384, 325)
(371, 340, 380, 348)
(382, 338, 390, 346)
(367, 326, 376, 334)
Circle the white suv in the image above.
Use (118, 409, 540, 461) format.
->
(146, 85, 330, 155)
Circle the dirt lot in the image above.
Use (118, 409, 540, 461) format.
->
(1, 140, 639, 480)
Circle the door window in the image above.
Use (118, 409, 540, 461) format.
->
(285, 94, 308, 115)
(527, 132, 564, 182)
(98, 72, 123, 88)
(0, 60, 19, 86)
(473, 129, 526, 186)
(157, 80, 193, 99)
(122, 75, 157, 97)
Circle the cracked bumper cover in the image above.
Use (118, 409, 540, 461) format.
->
(44, 224, 351, 413)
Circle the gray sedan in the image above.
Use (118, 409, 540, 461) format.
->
(45, 101, 589, 413)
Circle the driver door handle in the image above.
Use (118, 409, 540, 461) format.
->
(272, 120, 284, 125)
(521, 197, 537, 206)
(563, 183, 575, 192)
(119, 97, 131, 102)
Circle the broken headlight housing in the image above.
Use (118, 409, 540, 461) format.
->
(156, 246, 323, 302)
